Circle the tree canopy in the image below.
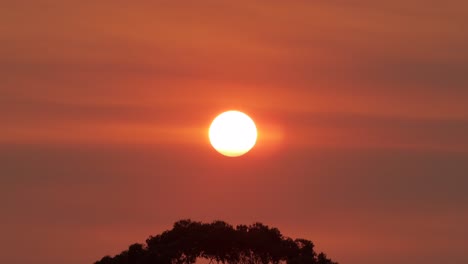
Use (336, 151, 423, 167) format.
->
(95, 220, 337, 264)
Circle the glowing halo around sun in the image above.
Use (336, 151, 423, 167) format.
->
(209, 110, 257, 157)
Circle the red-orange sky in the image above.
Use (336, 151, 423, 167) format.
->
(1, 1, 468, 264)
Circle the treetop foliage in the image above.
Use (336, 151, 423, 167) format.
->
(95, 219, 337, 264)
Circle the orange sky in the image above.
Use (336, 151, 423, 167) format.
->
(1, 1, 468, 264)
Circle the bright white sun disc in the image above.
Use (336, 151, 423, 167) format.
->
(209, 111, 257, 157)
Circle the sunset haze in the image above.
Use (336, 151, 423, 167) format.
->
(1, 1, 467, 264)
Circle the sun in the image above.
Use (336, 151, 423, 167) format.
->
(209, 110, 257, 157)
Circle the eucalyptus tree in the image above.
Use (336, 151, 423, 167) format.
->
(95, 220, 337, 264)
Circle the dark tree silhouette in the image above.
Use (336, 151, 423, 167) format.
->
(95, 220, 337, 264)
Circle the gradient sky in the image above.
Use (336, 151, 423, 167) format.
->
(1, 1, 468, 264)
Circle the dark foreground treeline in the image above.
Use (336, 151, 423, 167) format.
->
(95, 219, 337, 264)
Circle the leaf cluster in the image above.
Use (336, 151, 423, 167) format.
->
(95, 220, 337, 264)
